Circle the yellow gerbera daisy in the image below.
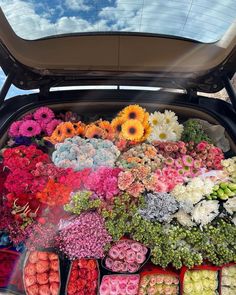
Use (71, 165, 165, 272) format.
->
(140, 124, 152, 142)
(121, 119, 144, 141)
(121, 105, 145, 122)
(111, 117, 125, 134)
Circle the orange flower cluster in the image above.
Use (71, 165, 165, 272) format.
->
(45, 120, 115, 144)
(111, 105, 151, 142)
(36, 179, 71, 206)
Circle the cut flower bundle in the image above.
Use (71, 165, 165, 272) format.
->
(0, 104, 236, 294)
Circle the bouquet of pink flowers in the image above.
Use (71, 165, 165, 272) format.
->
(100, 274, 140, 295)
(103, 239, 149, 273)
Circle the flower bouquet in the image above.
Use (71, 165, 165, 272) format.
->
(99, 274, 140, 295)
(220, 263, 236, 295)
(23, 250, 60, 295)
(66, 258, 99, 295)
(102, 239, 149, 273)
(0, 248, 24, 294)
(180, 265, 220, 295)
(138, 264, 180, 295)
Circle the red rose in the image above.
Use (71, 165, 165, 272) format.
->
(49, 271, 60, 283)
(36, 260, 50, 274)
(68, 269, 78, 282)
(24, 275, 36, 287)
(39, 284, 50, 295)
(27, 284, 39, 295)
(86, 260, 97, 271)
(76, 279, 87, 291)
(48, 253, 58, 261)
(50, 282, 59, 295)
(37, 252, 48, 261)
(25, 263, 36, 276)
(78, 268, 87, 279)
(36, 273, 49, 285)
(87, 269, 98, 281)
(50, 260, 59, 272)
(67, 283, 77, 294)
(28, 252, 38, 264)
(77, 259, 87, 269)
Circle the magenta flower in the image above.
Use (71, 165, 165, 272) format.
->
(22, 113, 34, 121)
(33, 107, 55, 123)
(46, 119, 62, 136)
(9, 121, 23, 137)
(19, 120, 41, 137)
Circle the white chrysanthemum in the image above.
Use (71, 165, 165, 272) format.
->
(223, 197, 236, 215)
(163, 110, 178, 124)
(148, 111, 165, 127)
(174, 210, 195, 227)
(192, 200, 219, 226)
(148, 125, 177, 142)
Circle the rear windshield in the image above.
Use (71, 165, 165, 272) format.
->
(1, 0, 236, 42)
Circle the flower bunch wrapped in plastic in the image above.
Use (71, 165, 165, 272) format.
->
(139, 273, 179, 295)
(84, 166, 121, 200)
(52, 136, 120, 171)
(139, 192, 179, 222)
(172, 176, 215, 204)
(57, 212, 112, 259)
(183, 270, 218, 295)
(221, 265, 236, 295)
(116, 143, 163, 171)
(148, 110, 184, 142)
(105, 239, 148, 273)
(100, 274, 140, 295)
(186, 141, 224, 170)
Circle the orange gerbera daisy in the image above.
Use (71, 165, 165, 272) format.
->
(120, 105, 145, 122)
(121, 119, 144, 141)
(49, 123, 66, 143)
(73, 122, 86, 137)
(111, 117, 125, 135)
(98, 120, 115, 140)
(61, 122, 76, 137)
(85, 124, 106, 139)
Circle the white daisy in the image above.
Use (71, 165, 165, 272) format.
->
(148, 111, 165, 127)
(163, 110, 178, 124)
(148, 125, 177, 142)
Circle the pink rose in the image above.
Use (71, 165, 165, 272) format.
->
(131, 242, 142, 253)
(112, 261, 123, 272)
(105, 257, 114, 269)
(164, 276, 173, 285)
(128, 263, 139, 273)
(129, 275, 140, 285)
(141, 246, 148, 255)
(126, 283, 139, 295)
(197, 141, 208, 151)
(100, 282, 110, 295)
(147, 286, 157, 295)
(126, 250, 136, 261)
(135, 252, 146, 264)
(149, 276, 156, 286)
(155, 275, 164, 284)
(109, 247, 119, 260)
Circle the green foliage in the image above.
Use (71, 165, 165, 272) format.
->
(181, 119, 212, 144)
(64, 190, 101, 215)
(102, 195, 236, 269)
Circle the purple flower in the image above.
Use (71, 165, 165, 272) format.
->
(19, 120, 41, 137)
(9, 121, 23, 137)
(33, 107, 55, 123)
(14, 136, 32, 146)
(57, 212, 112, 259)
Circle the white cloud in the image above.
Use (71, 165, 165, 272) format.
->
(65, 0, 91, 11)
(0, 0, 235, 41)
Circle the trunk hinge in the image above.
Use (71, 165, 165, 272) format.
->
(0, 71, 14, 103)
(222, 75, 236, 110)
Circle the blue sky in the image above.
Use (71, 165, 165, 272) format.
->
(0, 0, 235, 98)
